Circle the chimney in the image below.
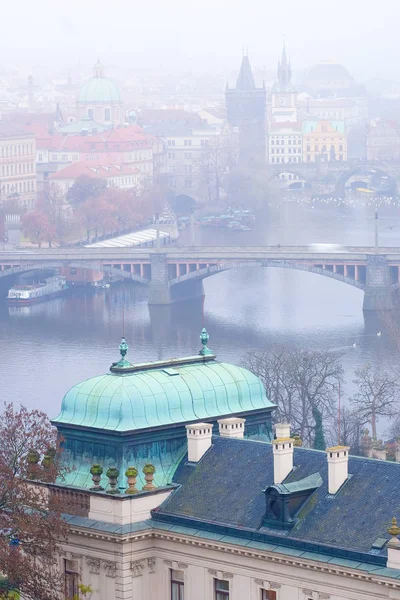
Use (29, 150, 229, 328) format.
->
(326, 446, 350, 494)
(185, 423, 213, 463)
(273, 423, 294, 484)
(218, 417, 245, 439)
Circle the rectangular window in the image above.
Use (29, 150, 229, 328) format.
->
(215, 579, 229, 600)
(61, 154, 68, 162)
(64, 559, 79, 600)
(171, 569, 184, 600)
(261, 591, 277, 600)
(51, 154, 57, 162)
(105, 108, 111, 121)
(38, 153, 43, 162)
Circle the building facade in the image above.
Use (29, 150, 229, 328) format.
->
(226, 55, 266, 168)
(268, 122, 302, 165)
(144, 118, 229, 200)
(36, 126, 156, 192)
(302, 120, 347, 162)
(35, 330, 400, 600)
(367, 119, 400, 161)
(0, 123, 36, 209)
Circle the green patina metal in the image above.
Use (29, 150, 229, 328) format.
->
(199, 327, 213, 356)
(79, 76, 121, 103)
(52, 329, 276, 490)
(53, 358, 272, 432)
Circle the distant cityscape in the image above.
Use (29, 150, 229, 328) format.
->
(0, 44, 400, 223)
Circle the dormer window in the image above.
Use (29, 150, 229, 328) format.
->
(263, 472, 322, 529)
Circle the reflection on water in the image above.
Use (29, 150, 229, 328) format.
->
(0, 199, 399, 436)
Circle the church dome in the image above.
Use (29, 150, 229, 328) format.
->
(78, 59, 121, 104)
(52, 333, 274, 433)
(306, 62, 353, 83)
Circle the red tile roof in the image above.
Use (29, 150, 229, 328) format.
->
(36, 127, 155, 152)
(49, 161, 139, 180)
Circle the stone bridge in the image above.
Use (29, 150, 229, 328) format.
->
(2, 246, 400, 311)
(269, 160, 400, 194)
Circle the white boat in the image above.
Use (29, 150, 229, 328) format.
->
(7, 276, 68, 304)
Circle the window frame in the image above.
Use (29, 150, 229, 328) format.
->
(170, 569, 184, 600)
(64, 559, 79, 600)
(214, 578, 229, 600)
(261, 590, 277, 600)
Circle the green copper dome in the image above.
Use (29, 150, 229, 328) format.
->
(53, 357, 273, 432)
(78, 60, 121, 103)
(78, 77, 121, 103)
(52, 332, 276, 490)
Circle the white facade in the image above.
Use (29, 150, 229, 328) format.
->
(268, 129, 302, 165)
(62, 513, 400, 600)
(271, 91, 298, 123)
(0, 134, 36, 208)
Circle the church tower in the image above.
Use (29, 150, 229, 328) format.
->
(226, 54, 266, 167)
(271, 44, 298, 123)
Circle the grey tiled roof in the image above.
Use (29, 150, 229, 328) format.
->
(154, 436, 400, 558)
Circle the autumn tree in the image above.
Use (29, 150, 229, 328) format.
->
(21, 211, 54, 248)
(350, 363, 399, 440)
(37, 184, 72, 246)
(66, 176, 107, 208)
(0, 403, 68, 600)
(243, 346, 343, 446)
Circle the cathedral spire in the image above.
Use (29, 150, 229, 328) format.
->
(236, 54, 255, 91)
(277, 42, 292, 92)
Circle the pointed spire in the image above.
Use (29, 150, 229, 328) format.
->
(277, 41, 292, 92)
(199, 328, 213, 356)
(236, 55, 255, 91)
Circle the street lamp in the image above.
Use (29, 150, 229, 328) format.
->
(375, 207, 379, 253)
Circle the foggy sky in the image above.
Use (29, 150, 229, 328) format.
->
(3, 0, 399, 78)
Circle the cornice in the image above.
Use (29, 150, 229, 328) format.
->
(68, 525, 400, 590)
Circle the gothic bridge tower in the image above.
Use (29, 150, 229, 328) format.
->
(226, 54, 266, 168)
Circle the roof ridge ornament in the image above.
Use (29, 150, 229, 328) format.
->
(110, 336, 132, 371)
(199, 328, 213, 356)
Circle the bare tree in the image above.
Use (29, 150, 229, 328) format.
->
(243, 346, 344, 446)
(325, 407, 365, 455)
(196, 132, 238, 205)
(350, 363, 399, 440)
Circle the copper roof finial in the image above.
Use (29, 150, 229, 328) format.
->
(199, 328, 213, 356)
(110, 336, 131, 371)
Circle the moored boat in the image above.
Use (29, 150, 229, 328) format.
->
(7, 276, 68, 304)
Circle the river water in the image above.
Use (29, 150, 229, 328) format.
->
(1, 195, 400, 434)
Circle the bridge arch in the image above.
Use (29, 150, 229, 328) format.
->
(169, 260, 365, 291)
(335, 166, 396, 195)
(0, 262, 150, 285)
